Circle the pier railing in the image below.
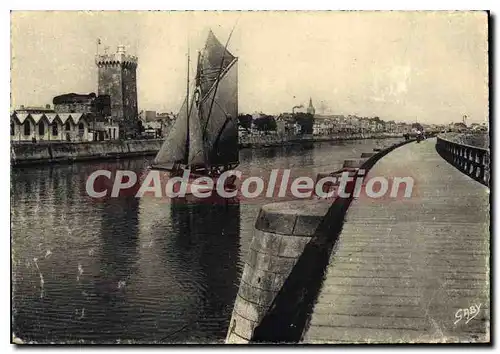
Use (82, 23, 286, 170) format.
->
(436, 134, 490, 187)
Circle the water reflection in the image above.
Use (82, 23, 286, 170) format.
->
(167, 199, 241, 342)
(89, 195, 141, 341)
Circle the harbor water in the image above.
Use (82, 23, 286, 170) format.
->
(11, 138, 401, 343)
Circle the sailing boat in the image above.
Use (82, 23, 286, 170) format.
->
(151, 30, 239, 197)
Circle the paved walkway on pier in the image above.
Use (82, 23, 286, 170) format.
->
(303, 138, 490, 343)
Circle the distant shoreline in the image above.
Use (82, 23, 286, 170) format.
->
(10, 134, 404, 168)
(238, 133, 403, 149)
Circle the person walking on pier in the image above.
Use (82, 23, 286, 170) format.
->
(416, 129, 423, 142)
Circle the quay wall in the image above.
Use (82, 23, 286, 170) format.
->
(226, 138, 415, 344)
(11, 133, 404, 167)
(11, 139, 163, 166)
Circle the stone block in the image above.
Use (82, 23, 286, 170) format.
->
(245, 248, 258, 269)
(268, 256, 299, 274)
(226, 332, 248, 344)
(246, 248, 272, 271)
(242, 267, 277, 291)
(255, 206, 297, 235)
(233, 295, 268, 323)
(278, 236, 311, 258)
(249, 250, 272, 271)
(256, 200, 333, 236)
(230, 311, 257, 342)
(250, 230, 282, 255)
(238, 281, 278, 308)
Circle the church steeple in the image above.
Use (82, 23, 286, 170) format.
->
(307, 97, 315, 115)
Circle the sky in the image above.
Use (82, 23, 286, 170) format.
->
(11, 11, 488, 124)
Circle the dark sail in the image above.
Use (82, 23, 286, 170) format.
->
(153, 30, 238, 171)
(187, 100, 206, 167)
(153, 98, 188, 168)
(199, 30, 236, 99)
(199, 59, 238, 166)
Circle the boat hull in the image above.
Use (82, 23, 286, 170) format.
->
(141, 166, 239, 204)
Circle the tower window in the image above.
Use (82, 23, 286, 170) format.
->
(52, 122, 58, 136)
(65, 122, 71, 131)
(38, 122, 45, 136)
(24, 121, 30, 136)
(10, 122, 14, 136)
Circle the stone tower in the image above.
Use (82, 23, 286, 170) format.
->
(307, 97, 316, 115)
(96, 45, 138, 135)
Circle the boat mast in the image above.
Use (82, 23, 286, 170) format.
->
(184, 41, 190, 165)
(187, 42, 190, 122)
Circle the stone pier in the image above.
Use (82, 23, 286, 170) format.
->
(225, 199, 331, 343)
(225, 138, 415, 343)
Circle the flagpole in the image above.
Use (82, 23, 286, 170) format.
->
(96, 38, 101, 56)
(183, 37, 190, 166)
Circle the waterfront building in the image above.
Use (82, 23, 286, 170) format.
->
(470, 123, 488, 132)
(347, 115, 360, 126)
(53, 93, 96, 113)
(138, 111, 176, 139)
(139, 110, 157, 122)
(276, 119, 286, 135)
(152, 112, 176, 137)
(337, 116, 348, 132)
(92, 116, 120, 140)
(313, 119, 335, 135)
(368, 119, 383, 132)
(449, 122, 468, 132)
(385, 120, 397, 133)
(360, 117, 371, 132)
(276, 113, 300, 134)
(396, 122, 411, 133)
(156, 112, 176, 124)
(238, 126, 249, 139)
(10, 111, 91, 142)
(96, 45, 139, 136)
